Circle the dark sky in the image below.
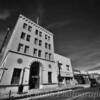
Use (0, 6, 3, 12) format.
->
(0, 0, 100, 70)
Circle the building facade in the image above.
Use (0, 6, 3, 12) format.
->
(0, 14, 58, 92)
(0, 14, 74, 93)
(54, 53, 74, 86)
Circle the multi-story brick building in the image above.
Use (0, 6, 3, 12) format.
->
(0, 14, 74, 93)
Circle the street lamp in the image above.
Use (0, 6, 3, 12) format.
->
(57, 61, 62, 86)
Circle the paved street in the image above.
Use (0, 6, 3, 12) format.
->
(1, 86, 100, 100)
(28, 86, 100, 100)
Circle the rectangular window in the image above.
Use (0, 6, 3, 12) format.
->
(39, 40, 42, 46)
(45, 42, 48, 49)
(34, 38, 38, 45)
(38, 50, 42, 57)
(33, 48, 37, 56)
(11, 68, 21, 84)
(23, 23, 27, 29)
(45, 35, 47, 39)
(24, 45, 29, 53)
(35, 29, 38, 35)
(48, 72, 52, 83)
(45, 52, 48, 59)
(39, 32, 42, 37)
(66, 65, 70, 71)
(26, 35, 31, 41)
(28, 26, 32, 32)
(48, 36, 50, 41)
(20, 32, 25, 39)
(49, 53, 51, 60)
(49, 44, 51, 50)
(17, 43, 23, 52)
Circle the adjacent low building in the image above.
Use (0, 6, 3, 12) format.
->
(74, 69, 90, 85)
(88, 70, 100, 83)
(54, 53, 74, 86)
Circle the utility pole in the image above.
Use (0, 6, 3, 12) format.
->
(0, 27, 10, 53)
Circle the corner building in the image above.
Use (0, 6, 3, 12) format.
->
(0, 14, 58, 92)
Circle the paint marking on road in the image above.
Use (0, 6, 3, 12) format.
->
(66, 92, 89, 100)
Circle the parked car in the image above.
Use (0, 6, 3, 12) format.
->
(90, 78, 98, 87)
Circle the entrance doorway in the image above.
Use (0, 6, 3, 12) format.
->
(29, 62, 40, 89)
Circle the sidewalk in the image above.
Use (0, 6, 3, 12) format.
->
(0, 85, 85, 100)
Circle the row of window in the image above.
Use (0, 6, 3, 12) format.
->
(23, 23, 32, 32)
(20, 32, 31, 41)
(45, 52, 52, 60)
(59, 63, 70, 71)
(17, 43, 29, 53)
(45, 34, 50, 41)
(34, 38, 42, 46)
(34, 38, 51, 50)
(33, 48, 42, 57)
(35, 30, 51, 41)
(11, 68, 52, 84)
(45, 42, 51, 50)
(17, 43, 52, 60)
(20, 32, 51, 50)
(35, 29, 42, 37)
(33, 48, 52, 60)
(23, 23, 51, 41)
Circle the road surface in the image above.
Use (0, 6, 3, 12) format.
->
(29, 86, 100, 100)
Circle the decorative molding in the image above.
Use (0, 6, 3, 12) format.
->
(9, 50, 55, 63)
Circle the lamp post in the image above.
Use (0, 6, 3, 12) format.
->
(57, 61, 62, 86)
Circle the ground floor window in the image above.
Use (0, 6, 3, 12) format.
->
(11, 68, 21, 84)
(48, 72, 52, 83)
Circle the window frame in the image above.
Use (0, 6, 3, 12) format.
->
(33, 48, 37, 56)
(48, 72, 52, 84)
(45, 52, 48, 59)
(23, 23, 27, 29)
(39, 40, 42, 46)
(38, 50, 42, 57)
(34, 38, 38, 45)
(26, 34, 31, 42)
(11, 68, 21, 85)
(45, 42, 48, 49)
(49, 44, 51, 50)
(66, 65, 70, 71)
(20, 32, 26, 39)
(35, 29, 38, 35)
(39, 31, 42, 37)
(24, 45, 29, 53)
(45, 34, 48, 40)
(28, 26, 32, 32)
(17, 43, 23, 52)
